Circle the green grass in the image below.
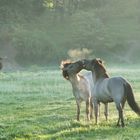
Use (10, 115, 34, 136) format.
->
(0, 67, 140, 140)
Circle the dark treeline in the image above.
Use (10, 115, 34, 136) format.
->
(0, 0, 140, 66)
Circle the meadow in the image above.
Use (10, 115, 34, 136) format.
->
(0, 66, 140, 140)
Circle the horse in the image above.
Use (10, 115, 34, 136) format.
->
(60, 60, 93, 121)
(60, 60, 109, 121)
(84, 71, 109, 121)
(80, 58, 140, 127)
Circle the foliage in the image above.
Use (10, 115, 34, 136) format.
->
(0, 0, 140, 65)
(0, 0, 45, 23)
(13, 27, 57, 65)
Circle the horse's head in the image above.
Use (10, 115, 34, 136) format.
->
(81, 58, 104, 71)
(60, 60, 83, 80)
(81, 58, 108, 79)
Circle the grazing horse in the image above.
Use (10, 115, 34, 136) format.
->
(60, 60, 93, 121)
(81, 58, 140, 127)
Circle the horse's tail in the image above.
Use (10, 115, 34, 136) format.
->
(125, 83, 140, 116)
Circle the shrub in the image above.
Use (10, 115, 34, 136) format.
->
(13, 27, 56, 65)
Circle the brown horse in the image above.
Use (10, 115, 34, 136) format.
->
(60, 60, 93, 121)
(81, 58, 140, 127)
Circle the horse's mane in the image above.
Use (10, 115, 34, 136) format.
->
(94, 60, 109, 79)
(77, 74, 85, 80)
(60, 60, 71, 80)
(60, 60, 72, 69)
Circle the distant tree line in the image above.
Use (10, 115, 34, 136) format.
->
(0, 0, 140, 65)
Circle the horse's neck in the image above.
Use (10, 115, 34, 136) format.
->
(92, 72, 96, 84)
(92, 71, 109, 83)
(69, 74, 81, 89)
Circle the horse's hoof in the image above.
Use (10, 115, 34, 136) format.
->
(116, 124, 120, 127)
(90, 115, 93, 119)
(116, 124, 125, 127)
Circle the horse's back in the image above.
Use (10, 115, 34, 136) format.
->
(108, 76, 127, 88)
(94, 76, 127, 103)
(108, 76, 127, 101)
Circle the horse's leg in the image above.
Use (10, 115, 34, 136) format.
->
(76, 100, 81, 121)
(115, 103, 124, 127)
(122, 98, 126, 109)
(90, 98, 93, 119)
(86, 98, 90, 121)
(98, 102, 100, 117)
(93, 100, 99, 124)
(119, 99, 126, 126)
(116, 98, 126, 126)
(116, 103, 121, 126)
(104, 103, 109, 121)
(120, 107, 124, 127)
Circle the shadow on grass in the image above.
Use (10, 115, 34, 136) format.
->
(1, 114, 140, 140)
(39, 117, 140, 140)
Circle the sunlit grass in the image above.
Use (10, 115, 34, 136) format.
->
(0, 67, 140, 140)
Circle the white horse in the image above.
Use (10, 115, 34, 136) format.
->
(60, 60, 93, 121)
(81, 58, 140, 127)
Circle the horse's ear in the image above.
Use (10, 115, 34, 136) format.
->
(60, 60, 72, 69)
(60, 60, 65, 70)
(98, 60, 103, 64)
(96, 58, 104, 64)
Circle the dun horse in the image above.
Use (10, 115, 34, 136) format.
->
(60, 60, 109, 121)
(60, 60, 93, 121)
(80, 58, 140, 127)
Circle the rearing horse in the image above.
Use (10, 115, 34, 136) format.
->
(81, 58, 140, 127)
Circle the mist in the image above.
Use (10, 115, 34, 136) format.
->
(0, 0, 140, 71)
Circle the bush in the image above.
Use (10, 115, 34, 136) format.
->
(13, 27, 56, 65)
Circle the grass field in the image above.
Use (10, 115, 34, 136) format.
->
(0, 66, 140, 140)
